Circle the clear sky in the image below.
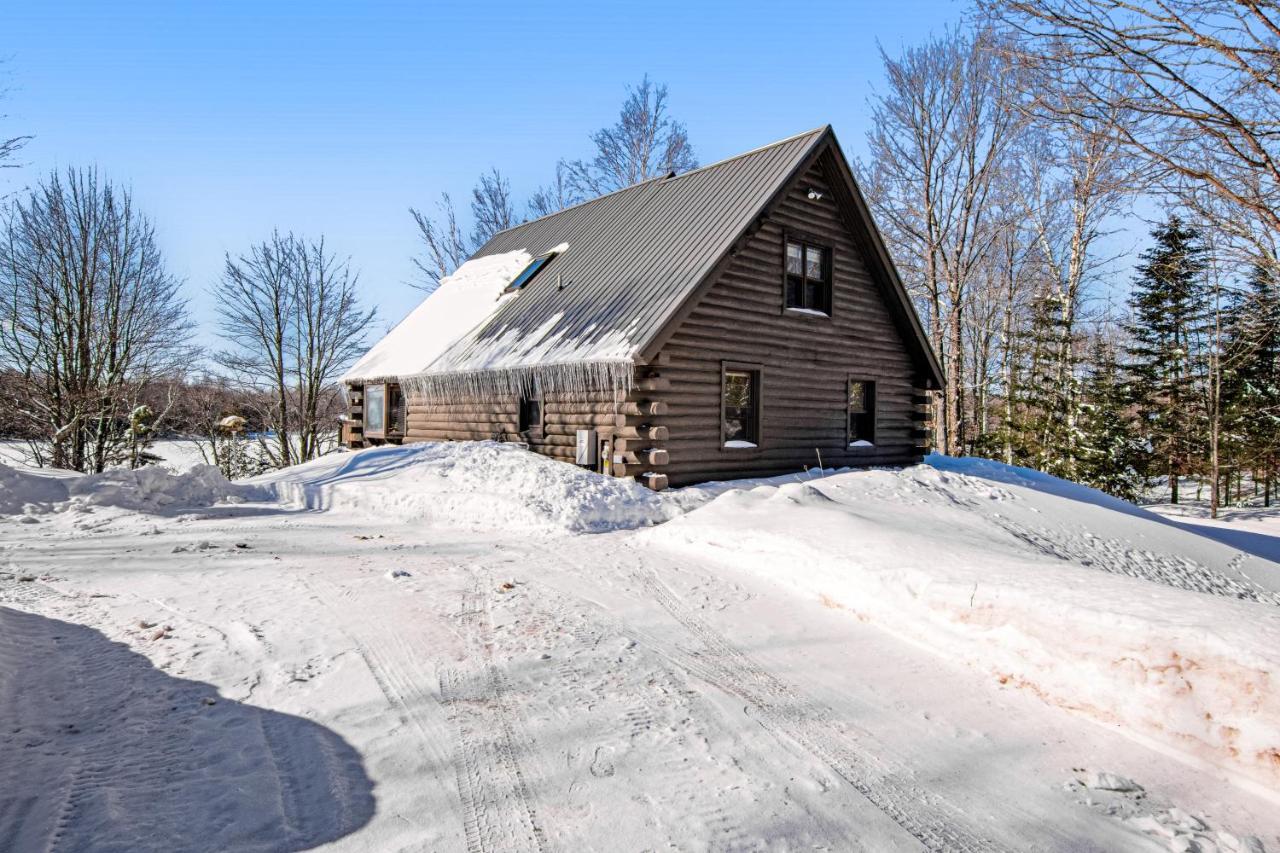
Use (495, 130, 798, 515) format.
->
(2, 0, 970, 348)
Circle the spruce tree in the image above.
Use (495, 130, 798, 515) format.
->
(1022, 291, 1083, 480)
(1077, 340, 1146, 502)
(1224, 263, 1280, 504)
(1125, 216, 1208, 503)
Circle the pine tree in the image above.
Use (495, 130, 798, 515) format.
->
(1124, 216, 1208, 503)
(1223, 263, 1280, 504)
(1077, 340, 1147, 501)
(1020, 291, 1084, 480)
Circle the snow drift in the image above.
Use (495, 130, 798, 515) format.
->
(257, 442, 683, 534)
(0, 462, 264, 516)
(646, 458, 1280, 794)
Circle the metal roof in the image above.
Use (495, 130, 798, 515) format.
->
(413, 125, 944, 391)
(425, 127, 829, 375)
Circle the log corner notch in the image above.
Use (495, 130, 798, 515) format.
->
(345, 383, 365, 448)
(618, 363, 670, 490)
(911, 384, 935, 452)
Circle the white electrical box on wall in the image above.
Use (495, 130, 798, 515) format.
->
(575, 429, 598, 466)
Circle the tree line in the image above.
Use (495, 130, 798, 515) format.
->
(858, 2, 1280, 515)
(0, 74, 697, 477)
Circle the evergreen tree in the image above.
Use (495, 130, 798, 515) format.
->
(1021, 291, 1083, 480)
(1076, 340, 1147, 501)
(1223, 262, 1280, 504)
(1124, 216, 1208, 503)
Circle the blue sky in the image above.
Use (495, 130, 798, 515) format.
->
(2, 1, 970, 347)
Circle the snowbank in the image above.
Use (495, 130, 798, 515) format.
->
(0, 462, 265, 516)
(645, 461, 1280, 794)
(258, 441, 683, 534)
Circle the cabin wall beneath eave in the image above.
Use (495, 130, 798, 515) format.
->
(651, 156, 926, 487)
(400, 390, 624, 464)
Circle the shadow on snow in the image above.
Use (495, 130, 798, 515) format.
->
(0, 606, 375, 852)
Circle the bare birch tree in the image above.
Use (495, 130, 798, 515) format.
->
(0, 168, 193, 472)
(989, 0, 1280, 269)
(565, 75, 698, 196)
(214, 232, 373, 467)
(409, 168, 518, 291)
(858, 28, 1023, 453)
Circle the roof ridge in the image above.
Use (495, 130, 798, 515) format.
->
(654, 125, 829, 186)
(478, 125, 831, 246)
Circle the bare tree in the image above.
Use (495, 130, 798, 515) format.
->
(409, 168, 517, 292)
(0, 168, 193, 472)
(528, 161, 580, 220)
(0, 59, 31, 175)
(858, 29, 1023, 454)
(409, 195, 470, 292)
(469, 168, 518, 246)
(989, 0, 1280, 268)
(565, 75, 698, 197)
(214, 232, 373, 468)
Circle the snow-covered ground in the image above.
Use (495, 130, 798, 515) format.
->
(2, 443, 1278, 852)
(0, 437, 213, 473)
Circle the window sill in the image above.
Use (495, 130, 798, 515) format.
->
(848, 440, 875, 449)
(783, 307, 831, 319)
(722, 440, 759, 450)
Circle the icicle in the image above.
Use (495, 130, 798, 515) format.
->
(397, 359, 635, 404)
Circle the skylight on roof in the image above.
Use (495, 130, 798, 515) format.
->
(507, 252, 555, 291)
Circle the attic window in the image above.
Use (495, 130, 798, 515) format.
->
(507, 252, 556, 291)
(784, 239, 832, 315)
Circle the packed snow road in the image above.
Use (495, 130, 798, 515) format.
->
(1, 443, 1277, 852)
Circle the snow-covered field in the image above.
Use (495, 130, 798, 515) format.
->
(2, 443, 1278, 852)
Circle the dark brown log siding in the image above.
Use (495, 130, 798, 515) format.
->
(653, 155, 923, 486)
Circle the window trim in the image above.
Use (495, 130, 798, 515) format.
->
(720, 361, 764, 452)
(846, 377, 877, 448)
(782, 230, 833, 318)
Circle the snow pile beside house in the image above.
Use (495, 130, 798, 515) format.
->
(258, 442, 682, 533)
(341, 248, 536, 384)
(0, 462, 264, 515)
(645, 459, 1280, 792)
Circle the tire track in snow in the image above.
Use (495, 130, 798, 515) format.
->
(439, 577, 550, 853)
(629, 567, 1012, 853)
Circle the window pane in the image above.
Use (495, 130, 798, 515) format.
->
(785, 276, 801, 308)
(786, 243, 803, 276)
(805, 279, 821, 310)
(848, 381, 866, 414)
(723, 371, 756, 443)
(509, 254, 551, 290)
(364, 384, 386, 435)
(805, 245, 823, 279)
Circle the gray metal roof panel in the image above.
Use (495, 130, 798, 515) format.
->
(424, 128, 828, 375)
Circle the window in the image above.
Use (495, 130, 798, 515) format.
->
(518, 395, 542, 433)
(507, 252, 556, 291)
(848, 379, 876, 446)
(722, 368, 760, 448)
(362, 382, 403, 439)
(364, 383, 386, 439)
(784, 238, 832, 315)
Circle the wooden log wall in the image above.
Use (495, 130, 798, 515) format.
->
(645, 152, 927, 488)
(346, 148, 934, 491)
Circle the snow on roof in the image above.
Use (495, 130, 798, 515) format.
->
(341, 248, 537, 384)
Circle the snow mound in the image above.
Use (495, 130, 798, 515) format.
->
(0, 463, 265, 516)
(646, 459, 1280, 793)
(257, 442, 681, 534)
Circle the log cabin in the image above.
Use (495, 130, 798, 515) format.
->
(341, 126, 942, 490)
